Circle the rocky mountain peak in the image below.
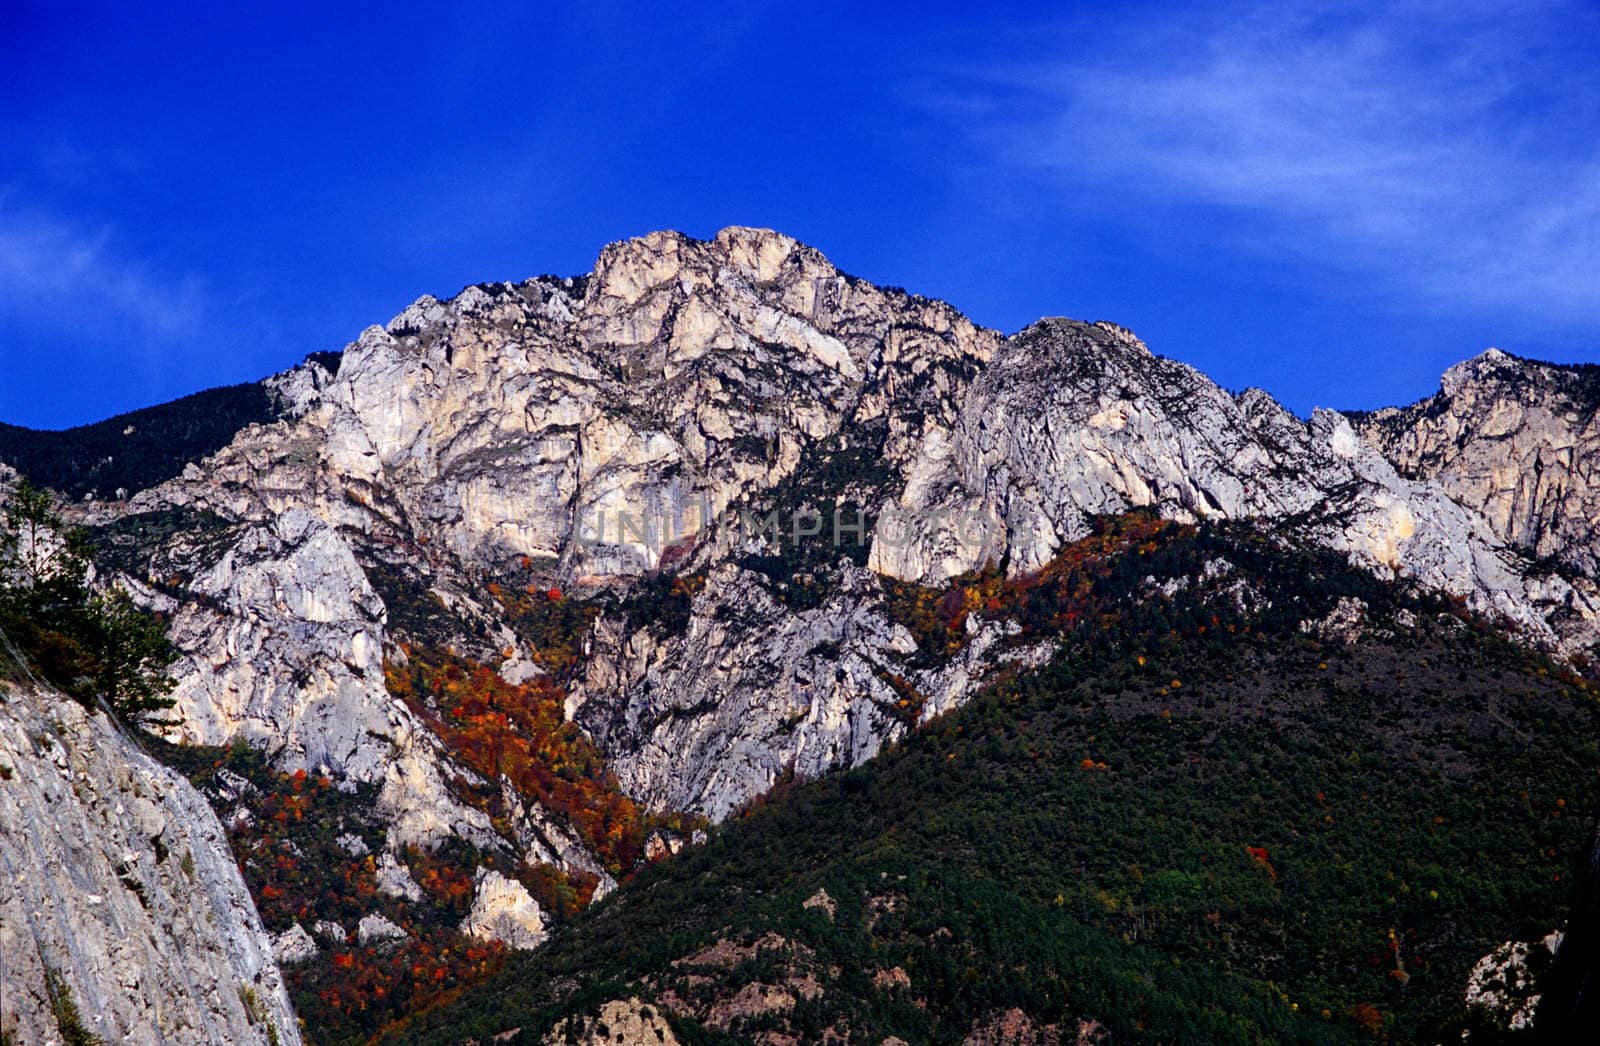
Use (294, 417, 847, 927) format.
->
(588, 226, 816, 304)
(1428, 346, 1600, 413)
(8, 224, 1600, 1041)
(1431, 347, 1600, 409)
(1354, 347, 1600, 574)
(1440, 346, 1516, 396)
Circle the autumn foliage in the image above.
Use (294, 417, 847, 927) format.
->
(386, 648, 650, 875)
(165, 741, 513, 1045)
(297, 929, 508, 1044)
(884, 511, 1184, 666)
(484, 580, 601, 680)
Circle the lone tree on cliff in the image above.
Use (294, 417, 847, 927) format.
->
(0, 476, 177, 725)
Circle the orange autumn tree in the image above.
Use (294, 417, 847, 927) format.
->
(386, 648, 650, 874)
(884, 510, 1182, 664)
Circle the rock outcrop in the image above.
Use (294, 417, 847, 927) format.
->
(46, 228, 1600, 832)
(271, 924, 318, 965)
(1354, 348, 1600, 574)
(573, 560, 1052, 817)
(460, 869, 546, 950)
(544, 997, 680, 1045)
(0, 682, 299, 1046)
(114, 228, 996, 581)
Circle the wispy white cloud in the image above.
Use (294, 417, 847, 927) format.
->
(0, 203, 210, 345)
(935, 0, 1600, 325)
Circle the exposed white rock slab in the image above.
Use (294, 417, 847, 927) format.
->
(0, 683, 300, 1046)
(356, 913, 407, 945)
(272, 924, 317, 964)
(375, 850, 424, 902)
(149, 508, 502, 853)
(334, 831, 369, 856)
(461, 869, 546, 950)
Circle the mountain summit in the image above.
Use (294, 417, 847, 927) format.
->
(4, 227, 1599, 1043)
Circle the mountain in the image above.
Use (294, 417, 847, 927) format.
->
(2, 227, 1599, 1043)
(1352, 348, 1600, 579)
(399, 516, 1600, 1044)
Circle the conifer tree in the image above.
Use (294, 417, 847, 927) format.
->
(0, 477, 176, 724)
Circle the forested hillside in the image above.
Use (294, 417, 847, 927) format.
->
(398, 515, 1600, 1044)
(0, 354, 341, 500)
(10, 226, 1600, 1046)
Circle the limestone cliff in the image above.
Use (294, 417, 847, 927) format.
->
(40, 228, 1600, 834)
(0, 681, 299, 1046)
(1353, 348, 1600, 575)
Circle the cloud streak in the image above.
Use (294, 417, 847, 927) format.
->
(0, 204, 210, 345)
(939, 0, 1600, 326)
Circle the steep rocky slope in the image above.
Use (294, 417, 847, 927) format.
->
(20, 227, 1599, 830)
(0, 681, 299, 1046)
(397, 518, 1600, 1044)
(1353, 349, 1600, 576)
(4, 226, 1599, 1042)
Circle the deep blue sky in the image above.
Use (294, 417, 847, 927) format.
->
(4, 1, 1599, 429)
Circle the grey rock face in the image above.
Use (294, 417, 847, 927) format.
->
(119, 227, 996, 582)
(872, 320, 1600, 657)
(573, 562, 916, 819)
(870, 319, 1307, 580)
(313, 919, 347, 945)
(1354, 349, 1600, 575)
(143, 507, 502, 851)
(60, 228, 1600, 834)
(573, 560, 1051, 817)
(0, 683, 299, 1046)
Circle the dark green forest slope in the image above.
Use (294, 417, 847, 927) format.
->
(0, 352, 337, 499)
(396, 516, 1600, 1045)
